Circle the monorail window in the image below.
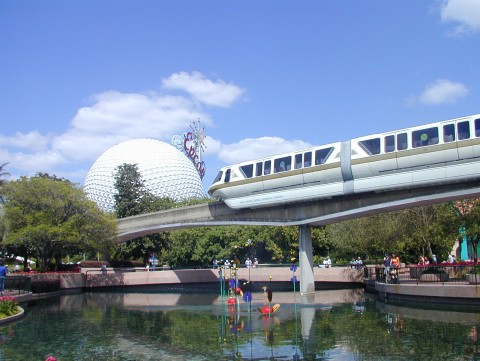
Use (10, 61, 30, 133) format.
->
(443, 124, 455, 142)
(412, 127, 439, 148)
(304, 152, 312, 167)
(315, 147, 333, 164)
(384, 135, 395, 153)
(255, 162, 263, 177)
(213, 171, 223, 183)
(458, 121, 470, 140)
(397, 133, 408, 150)
(475, 118, 480, 137)
(240, 164, 254, 178)
(294, 154, 302, 169)
(359, 138, 380, 155)
(264, 160, 271, 175)
(224, 169, 231, 183)
(274, 156, 291, 173)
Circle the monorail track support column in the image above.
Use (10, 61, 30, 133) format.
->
(299, 225, 315, 295)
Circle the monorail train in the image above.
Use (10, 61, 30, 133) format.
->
(208, 114, 480, 209)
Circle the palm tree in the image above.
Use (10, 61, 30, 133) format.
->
(0, 163, 9, 187)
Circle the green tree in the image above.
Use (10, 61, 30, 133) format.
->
(397, 203, 459, 262)
(113, 163, 151, 218)
(112, 163, 176, 264)
(0, 163, 9, 247)
(0, 162, 9, 189)
(2, 175, 117, 270)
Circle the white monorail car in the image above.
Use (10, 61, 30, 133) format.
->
(208, 114, 480, 209)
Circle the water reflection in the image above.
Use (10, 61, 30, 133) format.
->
(0, 289, 479, 360)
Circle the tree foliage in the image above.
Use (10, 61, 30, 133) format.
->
(112, 163, 179, 264)
(2, 175, 117, 270)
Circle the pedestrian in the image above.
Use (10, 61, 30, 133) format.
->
(323, 256, 332, 268)
(383, 253, 391, 280)
(390, 253, 400, 283)
(355, 257, 363, 269)
(0, 260, 7, 294)
(101, 264, 107, 275)
(432, 254, 438, 264)
(245, 257, 252, 268)
(253, 258, 259, 268)
(213, 259, 218, 269)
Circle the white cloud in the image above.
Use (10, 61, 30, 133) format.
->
(419, 79, 468, 105)
(217, 137, 312, 164)
(0, 131, 50, 151)
(53, 91, 210, 162)
(162, 71, 245, 107)
(441, 0, 480, 35)
(0, 72, 242, 182)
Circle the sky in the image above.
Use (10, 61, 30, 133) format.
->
(1, 0, 480, 194)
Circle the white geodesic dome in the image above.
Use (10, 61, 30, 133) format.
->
(84, 138, 205, 212)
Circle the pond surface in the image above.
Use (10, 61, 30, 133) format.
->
(0, 289, 480, 361)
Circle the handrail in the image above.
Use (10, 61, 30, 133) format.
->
(367, 263, 478, 285)
(3, 275, 31, 295)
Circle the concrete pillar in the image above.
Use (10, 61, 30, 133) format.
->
(299, 225, 315, 294)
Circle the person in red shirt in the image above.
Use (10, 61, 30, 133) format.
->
(390, 254, 401, 283)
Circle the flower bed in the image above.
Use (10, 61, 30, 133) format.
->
(0, 296, 20, 319)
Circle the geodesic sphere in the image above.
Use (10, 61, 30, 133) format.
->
(84, 138, 205, 212)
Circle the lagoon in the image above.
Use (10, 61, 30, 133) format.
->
(0, 289, 479, 360)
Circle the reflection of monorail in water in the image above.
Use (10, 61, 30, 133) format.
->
(209, 114, 480, 209)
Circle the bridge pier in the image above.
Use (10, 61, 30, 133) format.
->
(299, 225, 315, 294)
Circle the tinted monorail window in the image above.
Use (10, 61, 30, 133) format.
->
(359, 138, 380, 155)
(315, 147, 333, 164)
(476, 118, 480, 137)
(240, 164, 254, 178)
(458, 121, 470, 140)
(412, 127, 439, 147)
(225, 169, 231, 183)
(384, 135, 395, 153)
(213, 171, 223, 183)
(397, 133, 408, 150)
(274, 156, 291, 173)
(304, 152, 312, 167)
(443, 124, 455, 142)
(264, 160, 271, 175)
(295, 154, 302, 169)
(255, 162, 263, 177)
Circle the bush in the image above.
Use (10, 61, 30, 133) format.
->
(422, 267, 447, 275)
(30, 278, 60, 293)
(109, 260, 143, 268)
(469, 265, 480, 274)
(0, 296, 19, 319)
(80, 261, 109, 268)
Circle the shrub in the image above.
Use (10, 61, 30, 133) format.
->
(422, 267, 447, 275)
(80, 261, 109, 268)
(109, 260, 143, 268)
(30, 278, 61, 293)
(470, 265, 480, 275)
(0, 296, 19, 319)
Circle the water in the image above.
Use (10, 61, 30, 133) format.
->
(0, 289, 479, 361)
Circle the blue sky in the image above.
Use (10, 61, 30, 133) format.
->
(1, 0, 479, 193)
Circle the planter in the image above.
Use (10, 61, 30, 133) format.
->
(466, 274, 480, 285)
(419, 272, 449, 282)
(409, 267, 424, 279)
